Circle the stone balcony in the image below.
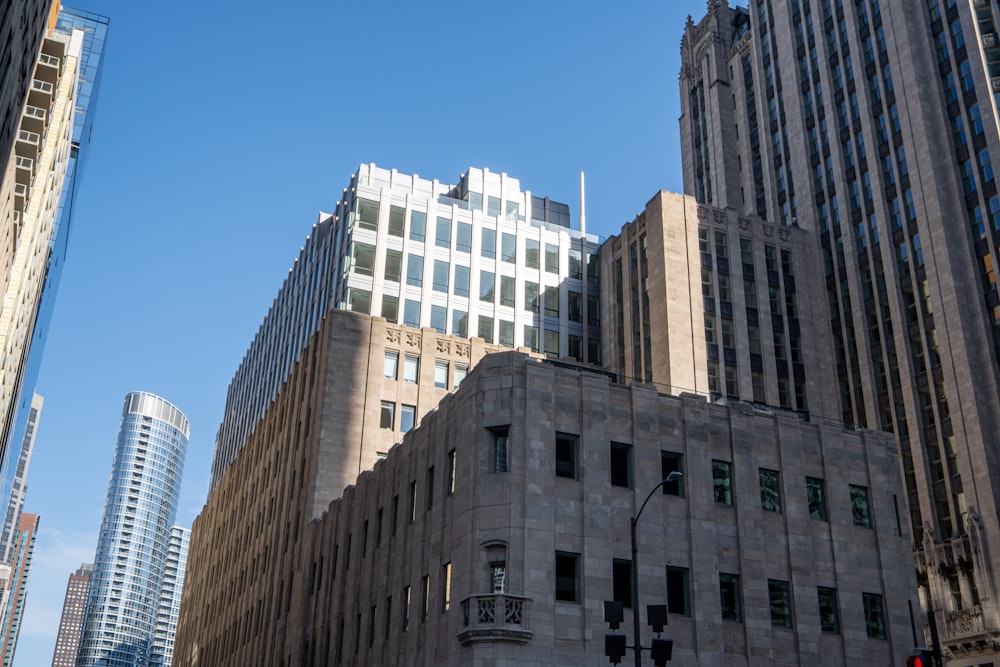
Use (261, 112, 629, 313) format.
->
(458, 593, 533, 645)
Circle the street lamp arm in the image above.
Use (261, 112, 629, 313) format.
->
(633, 472, 682, 526)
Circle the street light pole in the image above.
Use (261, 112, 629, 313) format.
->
(630, 471, 682, 667)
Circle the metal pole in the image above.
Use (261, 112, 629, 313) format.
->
(631, 516, 642, 667)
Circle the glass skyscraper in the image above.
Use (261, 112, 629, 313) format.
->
(77, 392, 189, 667)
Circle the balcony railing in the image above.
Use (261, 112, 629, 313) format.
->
(458, 593, 532, 645)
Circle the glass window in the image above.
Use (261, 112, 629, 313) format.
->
(406, 254, 423, 287)
(768, 579, 792, 628)
(555, 432, 579, 479)
(480, 271, 495, 303)
(384, 351, 399, 379)
(356, 198, 379, 231)
(588, 338, 601, 364)
(430, 305, 446, 334)
(850, 484, 872, 527)
(400, 404, 416, 433)
(409, 210, 426, 242)
(436, 217, 451, 249)
(433, 260, 449, 293)
(453, 365, 467, 388)
(713, 460, 733, 505)
(525, 282, 539, 312)
(719, 573, 742, 621)
(661, 452, 683, 496)
(501, 233, 516, 263)
(544, 329, 559, 356)
(452, 310, 468, 338)
(454, 265, 470, 297)
(568, 290, 582, 322)
(456, 222, 472, 253)
(587, 295, 600, 325)
(818, 586, 840, 634)
(666, 566, 690, 616)
(380, 401, 394, 430)
(613, 559, 633, 608)
(760, 469, 781, 513)
(441, 562, 451, 611)
(545, 243, 559, 273)
(491, 563, 506, 593)
(447, 449, 456, 495)
(491, 426, 509, 473)
(525, 239, 539, 269)
(426, 466, 434, 511)
(500, 276, 515, 307)
(807, 477, 827, 520)
(434, 361, 448, 389)
(420, 575, 429, 623)
(381, 295, 398, 323)
(524, 325, 539, 352)
(346, 288, 371, 314)
(478, 316, 494, 343)
(544, 286, 559, 317)
(481, 227, 496, 259)
(555, 552, 580, 602)
(384, 249, 402, 283)
(568, 334, 583, 361)
(569, 248, 583, 279)
(487, 196, 501, 217)
(403, 300, 420, 328)
(587, 253, 600, 284)
(610, 442, 632, 488)
(863, 592, 886, 639)
(403, 356, 419, 383)
(388, 205, 405, 237)
(466, 192, 482, 211)
(499, 321, 514, 347)
(352, 242, 375, 276)
(505, 200, 520, 221)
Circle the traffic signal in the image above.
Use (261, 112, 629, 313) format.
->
(906, 648, 934, 667)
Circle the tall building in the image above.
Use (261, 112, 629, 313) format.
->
(212, 164, 603, 489)
(680, 1, 1000, 662)
(176, 347, 919, 666)
(77, 392, 189, 667)
(149, 527, 189, 667)
(50, 563, 91, 667)
(0, 393, 41, 563)
(0, 5, 108, 523)
(0, 512, 38, 666)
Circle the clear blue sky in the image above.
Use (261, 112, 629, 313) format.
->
(14, 1, 709, 664)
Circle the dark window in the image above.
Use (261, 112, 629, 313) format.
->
(661, 452, 684, 496)
(818, 586, 840, 634)
(555, 552, 580, 602)
(600, 440, 630, 490)
(760, 468, 782, 512)
(807, 477, 828, 520)
(863, 592, 886, 639)
(613, 559, 633, 608)
(713, 460, 733, 505)
(391, 495, 398, 537)
(426, 466, 435, 511)
(408, 481, 416, 522)
(850, 484, 872, 527)
(379, 401, 394, 430)
(447, 449, 456, 495)
(409, 210, 426, 242)
(666, 566, 690, 616)
(388, 205, 405, 237)
(421, 575, 430, 623)
(491, 427, 509, 473)
(719, 573, 742, 621)
(556, 432, 579, 479)
(768, 579, 792, 628)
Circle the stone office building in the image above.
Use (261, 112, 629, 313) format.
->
(175, 337, 919, 666)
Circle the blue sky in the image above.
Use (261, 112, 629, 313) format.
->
(13, 1, 710, 664)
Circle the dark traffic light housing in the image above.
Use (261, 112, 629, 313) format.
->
(907, 648, 934, 667)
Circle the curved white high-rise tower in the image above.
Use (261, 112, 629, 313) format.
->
(76, 392, 189, 667)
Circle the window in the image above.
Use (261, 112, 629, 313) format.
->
(403, 300, 420, 328)
(442, 562, 452, 611)
(524, 325, 539, 352)
(719, 573, 742, 621)
(452, 310, 468, 338)
(406, 254, 423, 287)
(384, 249, 402, 282)
(544, 286, 559, 317)
(402, 585, 410, 631)
(391, 495, 399, 537)
(408, 481, 417, 522)
(666, 566, 690, 616)
(610, 442, 632, 488)
(380, 401, 394, 430)
(433, 260, 449, 293)
(436, 217, 451, 248)
(491, 427, 509, 473)
(499, 320, 514, 347)
(850, 484, 872, 527)
(409, 210, 426, 242)
(555, 432, 579, 479)
(388, 205, 405, 237)
(456, 222, 472, 253)
(384, 595, 392, 640)
(544, 329, 559, 356)
(430, 305, 446, 334)
(381, 294, 399, 323)
(400, 405, 416, 433)
(454, 265, 470, 297)
(356, 198, 379, 230)
(545, 243, 560, 273)
(478, 316, 494, 343)
(587, 294, 600, 325)
(500, 275, 515, 307)
(491, 562, 506, 593)
(480, 271, 495, 302)
(569, 248, 583, 279)
(447, 449, 456, 495)
(384, 351, 399, 379)
(817, 586, 840, 634)
(568, 290, 582, 322)
(525, 281, 539, 312)
(403, 356, 419, 383)
(434, 361, 448, 389)
(421, 575, 430, 623)
(506, 200, 520, 221)
(501, 233, 516, 263)
(768, 579, 792, 628)
(346, 288, 371, 314)
(525, 239, 539, 268)
(612, 559, 633, 608)
(487, 196, 501, 217)
(375, 507, 383, 546)
(453, 365, 467, 388)
(759, 468, 781, 513)
(568, 334, 583, 361)
(555, 552, 580, 602)
(661, 452, 683, 496)
(713, 460, 733, 505)
(426, 466, 434, 510)
(481, 227, 496, 258)
(863, 592, 886, 639)
(807, 477, 827, 520)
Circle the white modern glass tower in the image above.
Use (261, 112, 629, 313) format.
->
(76, 392, 189, 667)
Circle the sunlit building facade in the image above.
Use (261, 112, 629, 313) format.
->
(50, 563, 91, 667)
(0, 512, 38, 667)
